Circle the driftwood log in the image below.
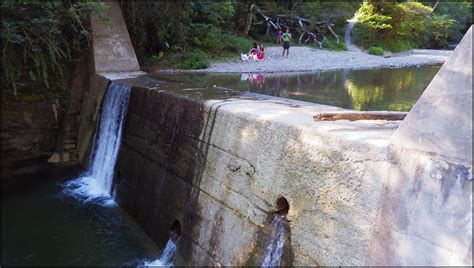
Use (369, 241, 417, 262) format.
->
(255, 8, 339, 48)
(313, 111, 408, 121)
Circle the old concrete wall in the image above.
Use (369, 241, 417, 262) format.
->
(90, 2, 140, 73)
(77, 2, 142, 166)
(187, 98, 395, 266)
(76, 74, 109, 165)
(367, 27, 472, 266)
(114, 85, 398, 266)
(1, 99, 59, 193)
(390, 27, 472, 164)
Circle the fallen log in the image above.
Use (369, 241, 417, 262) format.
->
(313, 111, 408, 121)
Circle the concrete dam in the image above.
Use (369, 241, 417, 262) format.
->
(59, 3, 472, 266)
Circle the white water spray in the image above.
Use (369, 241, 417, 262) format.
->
(262, 216, 286, 267)
(141, 239, 177, 267)
(63, 81, 131, 205)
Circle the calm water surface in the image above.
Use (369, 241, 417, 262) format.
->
(154, 65, 441, 111)
(1, 171, 159, 266)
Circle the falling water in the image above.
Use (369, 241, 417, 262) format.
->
(261, 216, 286, 267)
(62, 81, 131, 205)
(141, 239, 177, 267)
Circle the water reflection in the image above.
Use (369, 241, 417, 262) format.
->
(154, 65, 440, 111)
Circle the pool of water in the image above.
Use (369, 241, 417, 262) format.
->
(153, 65, 441, 111)
(1, 170, 159, 266)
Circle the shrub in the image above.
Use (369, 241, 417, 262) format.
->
(354, 1, 471, 51)
(368, 47, 384, 56)
(182, 49, 209, 69)
(322, 39, 348, 51)
(222, 34, 253, 53)
(383, 40, 415, 52)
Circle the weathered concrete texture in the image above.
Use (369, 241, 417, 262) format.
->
(76, 74, 109, 166)
(49, 55, 92, 164)
(113, 83, 399, 265)
(391, 27, 472, 164)
(90, 2, 140, 73)
(196, 99, 396, 266)
(368, 27, 473, 266)
(368, 148, 472, 266)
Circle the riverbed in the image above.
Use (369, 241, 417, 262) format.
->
(150, 46, 450, 74)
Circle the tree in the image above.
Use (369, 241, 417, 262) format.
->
(1, 1, 107, 101)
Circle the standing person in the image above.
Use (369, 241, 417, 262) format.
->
(282, 28, 291, 57)
(275, 28, 283, 44)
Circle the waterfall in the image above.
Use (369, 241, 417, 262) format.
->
(63, 81, 131, 206)
(261, 216, 286, 267)
(141, 239, 177, 267)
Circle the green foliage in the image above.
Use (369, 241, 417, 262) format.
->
(432, 1, 472, 46)
(122, 1, 255, 68)
(191, 1, 236, 31)
(325, 39, 348, 51)
(182, 49, 209, 69)
(354, 1, 472, 51)
(383, 40, 416, 52)
(222, 34, 254, 53)
(314, 38, 348, 51)
(296, 1, 362, 34)
(122, 1, 364, 68)
(368, 46, 384, 55)
(1, 1, 107, 102)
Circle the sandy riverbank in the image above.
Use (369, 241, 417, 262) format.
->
(150, 46, 451, 74)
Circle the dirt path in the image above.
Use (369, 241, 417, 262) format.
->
(344, 18, 362, 52)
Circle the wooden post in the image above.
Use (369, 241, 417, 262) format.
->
(313, 111, 408, 121)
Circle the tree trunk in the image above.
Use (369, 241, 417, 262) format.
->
(241, 4, 255, 36)
(313, 111, 408, 121)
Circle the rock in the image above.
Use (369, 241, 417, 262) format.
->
(48, 153, 61, 163)
(1, 100, 58, 178)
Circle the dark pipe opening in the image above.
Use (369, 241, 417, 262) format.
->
(274, 196, 289, 216)
(170, 220, 181, 235)
(170, 220, 181, 243)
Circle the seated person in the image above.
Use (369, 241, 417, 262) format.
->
(257, 43, 265, 61)
(247, 42, 259, 61)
